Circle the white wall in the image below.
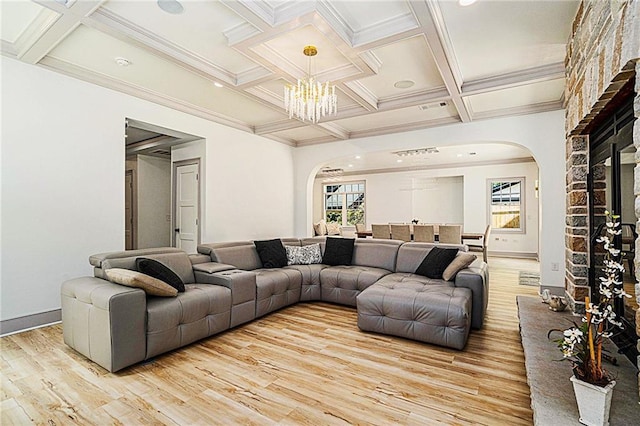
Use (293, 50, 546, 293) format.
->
(1, 57, 295, 323)
(294, 111, 567, 289)
(313, 161, 539, 255)
(137, 155, 171, 248)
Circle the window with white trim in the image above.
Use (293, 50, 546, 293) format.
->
(488, 178, 525, 232)
(324, 182, 365, 225)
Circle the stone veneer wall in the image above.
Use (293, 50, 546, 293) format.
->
(563, 0, 639, 396)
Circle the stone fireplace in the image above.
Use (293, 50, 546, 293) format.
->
(563, 0, 639, 390)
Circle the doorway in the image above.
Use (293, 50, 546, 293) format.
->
(124, 118, 203, 251)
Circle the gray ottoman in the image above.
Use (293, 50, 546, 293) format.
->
(356, 282, 472, 350)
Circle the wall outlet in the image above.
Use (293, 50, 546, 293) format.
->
(551, 262, 559, 271)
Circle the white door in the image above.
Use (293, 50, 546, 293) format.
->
(175, 163, 199, 253)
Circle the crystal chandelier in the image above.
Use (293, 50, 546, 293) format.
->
(284, 45, 338, 123)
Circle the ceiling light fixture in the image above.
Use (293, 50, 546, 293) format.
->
(394, 80, 415, 89)
(284, 45, 337, 123)
(157, 0, 184, 14)
(319, 167, 344, 177)
(459, 0, 478, 6)
(213, 82, 223, 88)
(393, 147, 439, 157)
(114, 57, 131, 67)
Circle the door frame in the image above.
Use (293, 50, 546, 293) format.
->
(172, 158, 201, 248)
(125, 168, 138, 249)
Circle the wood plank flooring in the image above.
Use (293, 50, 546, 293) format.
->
(1, 257, 540, 425)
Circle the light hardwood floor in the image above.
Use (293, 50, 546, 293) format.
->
(1, 257, 540, 425)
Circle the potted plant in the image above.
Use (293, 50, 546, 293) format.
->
(552, 211, 631, 425)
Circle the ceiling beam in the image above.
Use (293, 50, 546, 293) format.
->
(409, 1, 471, 122)
(462, 63, 565, 96)
(19, 1, 104, 64)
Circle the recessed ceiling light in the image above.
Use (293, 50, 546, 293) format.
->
(397, 159, 403, 163)
(355, 155, 361, 159)
(456, 154, 463, 157)
(459, 0, 478, 6)
(114, 57, 131, 67)
(157, 0, 184, 14)
(214, 82, 223, 88)
(394, 80, 415, 89)
(348, 164, 353, 168)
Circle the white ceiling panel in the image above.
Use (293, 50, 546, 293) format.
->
(357, 35, 445, 99)
(440, 0, 579, 81)
(1, 0, 49, 43)
(101, 0, 261, 74)
(335, 102, 457, 132)
(271, 125, 335, 141)
(48, 25, 285, 125)
(467, 78, 564, 114)
(330, 0, 413, 32)
(262, 25, 351, 76)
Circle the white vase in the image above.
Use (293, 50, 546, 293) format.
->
(570, 375, 616, 426)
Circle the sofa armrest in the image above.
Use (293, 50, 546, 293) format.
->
(454, 261, 489, 330)
(61, 277, 146, 372)
(193, 262, 236, 274)
(195, 269, 256, 327)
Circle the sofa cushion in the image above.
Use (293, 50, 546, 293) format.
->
(285, 264, 327, 301)
(320, 265, 390, 306)
(285, 243, 322, 265)
(415, 247, 458, 279)
(322, 237, 355, 266)
(255, 268, 303, 317)
(442, 253, 477, 281)
(254, 239, 288, 268)
(136, 257, 185, 292)
(326, 222, 341, 235)
(104, 268, 177, 297)
(146, 284, 231, 358)
(352, 239, 402, 271)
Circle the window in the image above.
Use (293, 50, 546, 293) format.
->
(324, 182, 365, 225)
(488, 178, 524, 232)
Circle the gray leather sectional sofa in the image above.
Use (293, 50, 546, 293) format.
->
(61, 238, 488, 372)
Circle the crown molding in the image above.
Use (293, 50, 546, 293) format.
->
(1, 40, 17, 58)
(342, 80, 378, 111)
(423, 0, 464, 89)
(272, 1, 316, 26)
(316, 122, 350, 140)
(38, 56, 256, 135)
(472, 100, 563, 121)
(348, 116, 460, 140)
(338, 156, 536, 177)
(462, 63, 565, 96)
(352, 12, 418, 47)
(223, 21, 261, 46)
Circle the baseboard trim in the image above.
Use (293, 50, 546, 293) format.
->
(489, 251, 539, 259)
(1, 309, 61, 336)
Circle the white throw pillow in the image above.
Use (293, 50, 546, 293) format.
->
(285, 244, 323, 265)
(326, 222, 341, 235)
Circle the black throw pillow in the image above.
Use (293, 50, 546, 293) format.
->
(136, 257, 185, 292)
(254, 239, 288, 268)
(322, 237, 355, 266)
(414, 247, 459, 279)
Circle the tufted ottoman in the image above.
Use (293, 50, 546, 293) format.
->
(356, 281, 472, 350)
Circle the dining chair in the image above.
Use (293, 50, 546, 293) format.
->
(390, 224, 411, 242)
(413, 224, 435, 243)
(469, 224, 491, 262)
(438, 224, 462, 244)
(621, 223, 637, 278)
(371, 224, 391, 239)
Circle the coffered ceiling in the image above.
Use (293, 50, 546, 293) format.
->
(1, 0, 579, 147)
